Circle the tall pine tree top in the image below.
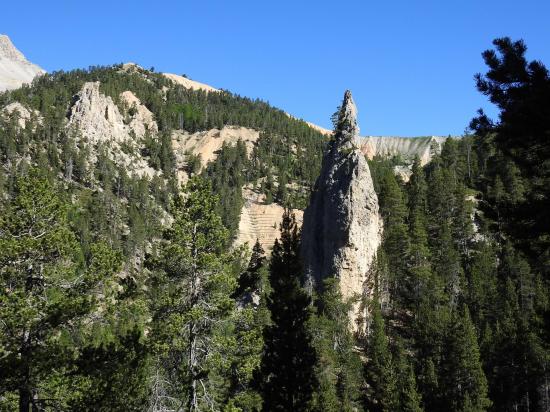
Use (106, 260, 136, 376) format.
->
(260, 209, 316, 412)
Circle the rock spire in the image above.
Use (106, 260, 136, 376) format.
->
(301, 90, 382, 331)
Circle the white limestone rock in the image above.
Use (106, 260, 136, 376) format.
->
(235, 187, 303, 252)
(171, 126, 259, 184)
(163, 72, 219, 93)
(301, 90, 383, 331)
(66, 82, 157, 178)
(360, 135, 448, 166)
(0, 35, 45, 92)
(120, 90, 158, 139)
(1, 102, 42, 129)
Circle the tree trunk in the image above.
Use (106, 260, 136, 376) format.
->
(18, 387, 30, 412)
(19, 329, 31, 412)
(187, 225, 199, 411)
(187, 328, 198, 411)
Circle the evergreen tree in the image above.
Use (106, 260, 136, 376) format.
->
(311, 278, 363, 412)
(439, 306, 491, 412)
(364, 301, 397, 412)
(394, 343, 423, 412)
(227, 241, 269, 411)
(259, 209, 316, 411)
(407, 157, 432, 310)
(0, 172, 98, 411)
(233, 240, 266, 301)
(372, 162, 410, 308)
(147, 177, 238, 411)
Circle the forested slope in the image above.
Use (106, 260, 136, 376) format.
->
(0, 37, 549, 412)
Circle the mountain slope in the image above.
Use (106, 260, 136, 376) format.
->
(0, 35, 45, 91)
(0, 37, 450, 252)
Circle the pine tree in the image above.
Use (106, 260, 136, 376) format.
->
(259, 209, 316, 411)
(227, 240, 269, 411)
(465, 241, 498, 330)
(439, 306, 491, 412)
(375, 164, 410, 306)
(407, 157, 432, 310)
(364, 301, 397, 412)
(0, 172, 97, 411)
(311, 278, 363, 412)
(147, 177, 238, 411)
(394, 343, 423, 412)
(233, 239, 266, 302)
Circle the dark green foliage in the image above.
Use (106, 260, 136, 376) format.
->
(0, 172, 86, 410)
(310, 279, 363, 412)
(68, 329, 150, 411)
(260, 210, 316, 411)
(469, 38, 550, 412)
(233, 240, 267, 300)
(204, 140, 248, 238)
(389, 339, 424, 412)
(227, 242, 269, 411)
(1, 38, 550, 411)
(0, 172, 148, 411)
(147, 177, 238, 410)
(369, 159, 410, 311)
(364, 301, 397, 412)
(439, 306, 491, 411)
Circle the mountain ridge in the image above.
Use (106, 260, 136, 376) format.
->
(0, 34, 45, 91)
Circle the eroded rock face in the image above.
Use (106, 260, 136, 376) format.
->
(172, 126, 259, 184)
(1, 102, 42, 129)
(163, 72, 219, 93)
(235, 187, 303, 252)
(0, 35, 45, 92)
(120, 90, 158, 139)
(360, 135, 447, 166)
(66, 82, 157, 178)
(301, 90, 382, 331)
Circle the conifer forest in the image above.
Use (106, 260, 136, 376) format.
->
(1, 31, 550, 412)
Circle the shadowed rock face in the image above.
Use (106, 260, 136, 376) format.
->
(301, 90, 382, 331)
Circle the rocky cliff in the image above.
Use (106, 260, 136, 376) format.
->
(235, 187, 303, 251)
(163, 72, 219, 93)
(301, 91, 382, 331)
(1, 102, 42, 129)
(360, 135, 448, 165)
(66, 82, 158, 178)
(0, 35, 45, 92)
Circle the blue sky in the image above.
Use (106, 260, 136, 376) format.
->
(2, 0, 549, 136)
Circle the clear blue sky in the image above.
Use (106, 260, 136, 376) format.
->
(2, 0, 549, 136)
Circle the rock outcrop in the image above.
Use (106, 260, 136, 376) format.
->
(172, 126, 259, 184)
(235, 187, 303, 252)
(163, 72, 219, 93)
(301, 90, 382, 331)
(1, 102, 42, 129)
(120, 90, 158, 139)
(66, 82, 157, 178)
(0, 35, 45, 92)
(360, 135, 447, 166)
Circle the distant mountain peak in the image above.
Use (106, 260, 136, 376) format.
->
(0, 35, 26, 61)
(0, 34, 45, 92)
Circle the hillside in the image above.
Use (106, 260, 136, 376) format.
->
(0, 37, 452, 249)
